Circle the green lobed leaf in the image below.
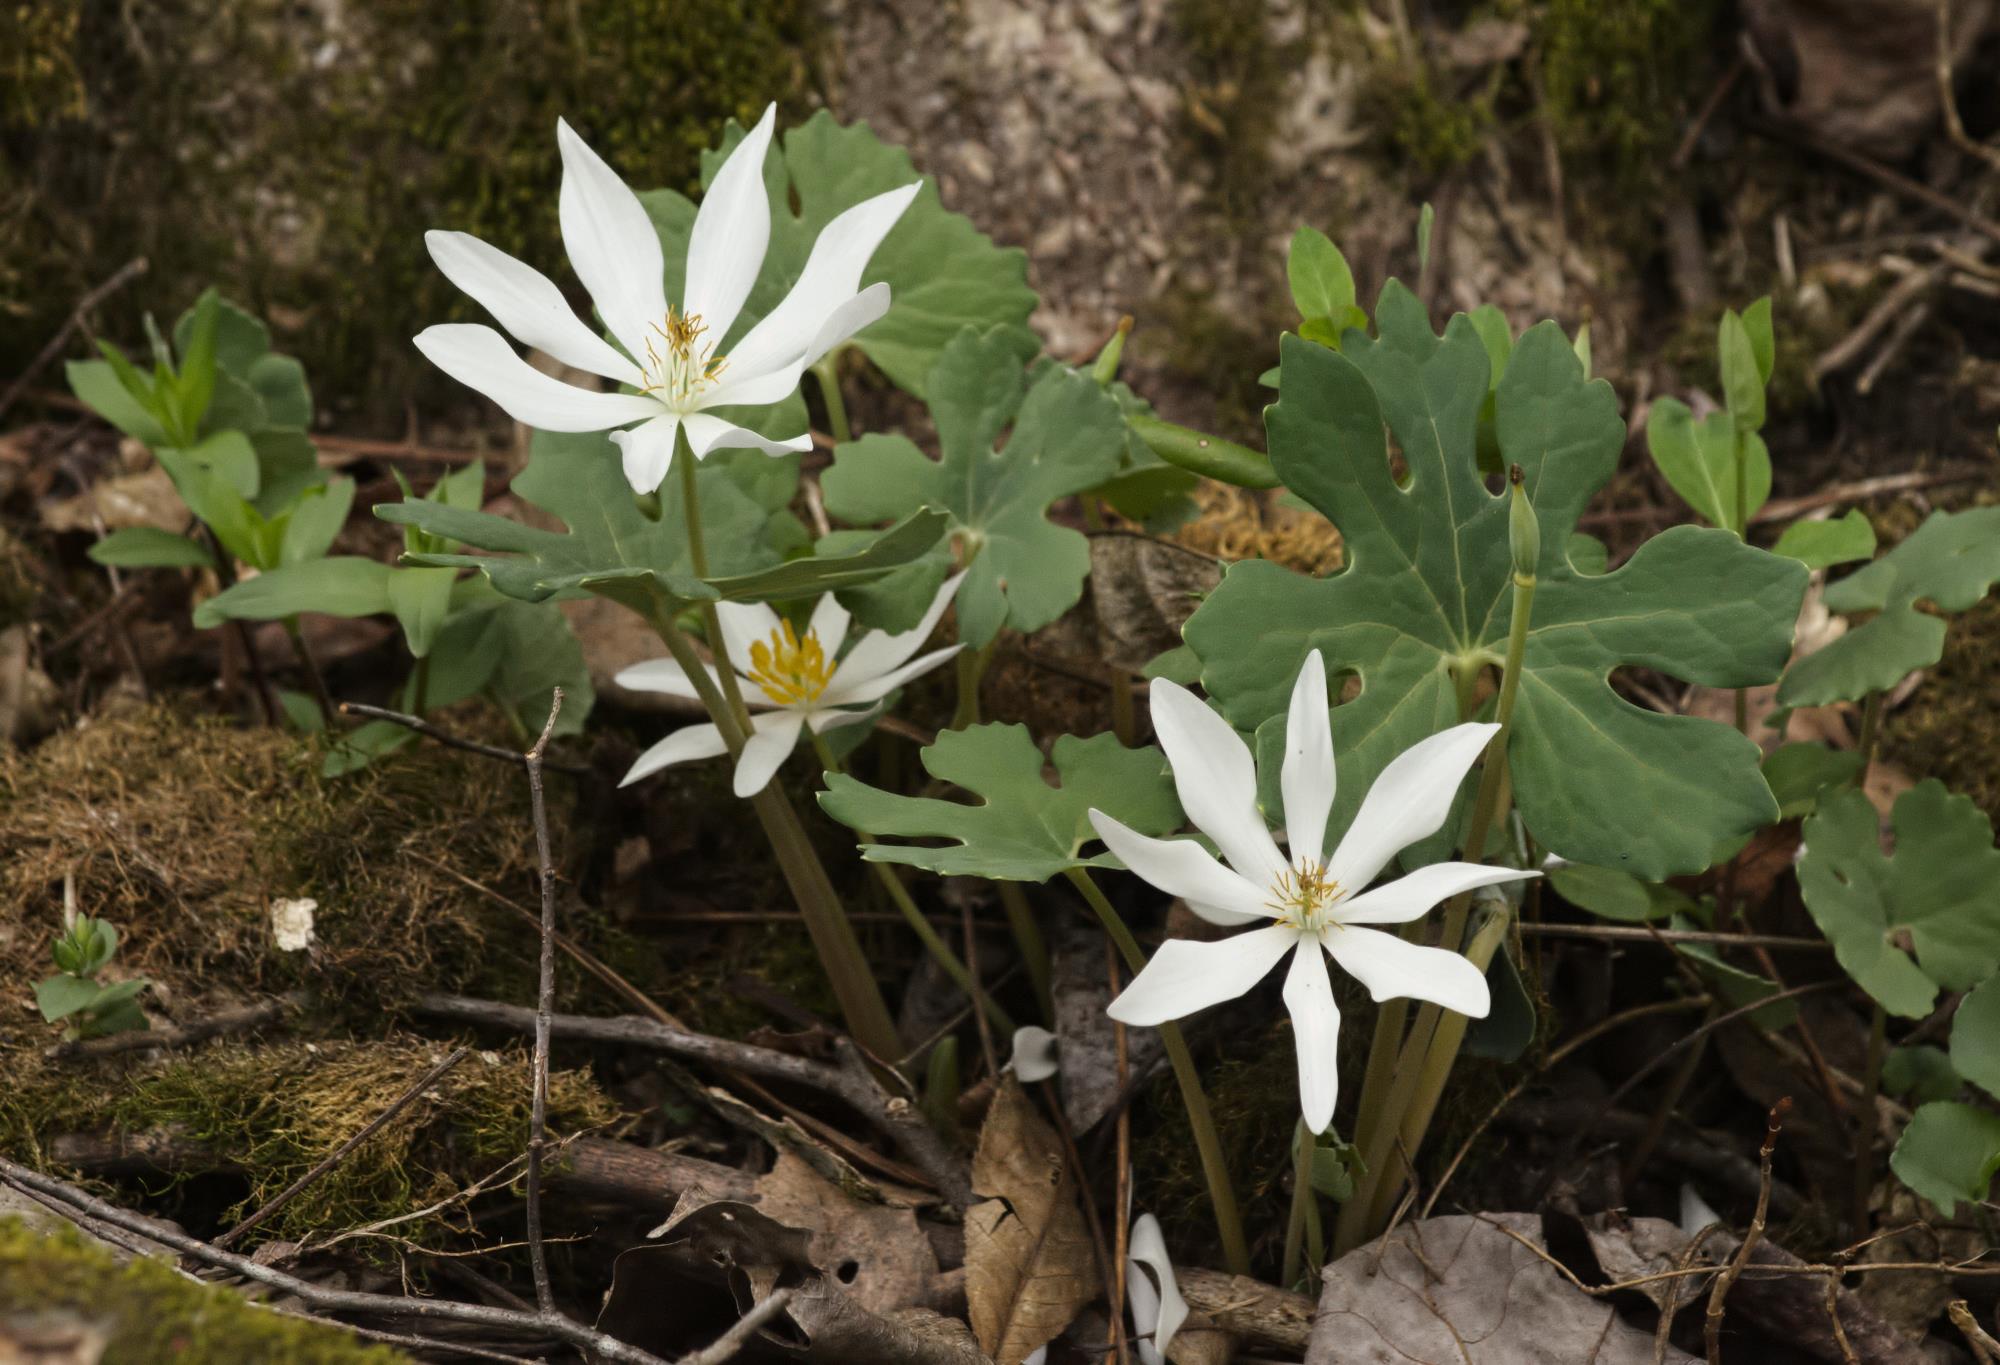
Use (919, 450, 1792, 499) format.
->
(645, 111, 1037, 398)
(1762, 742, 1866, 820)
(1546, 863, 1692, 922)
(377, 428, 774, 614)
(1182, 288, 1805, 879)
(822, 327, 1127, 646)
(387, 566, 456, 658)
(193, 557, 394, 628)
(707, 508, 949, 605)
(818, 723, 1184, 882)
(1771, 509, 1876, 571)
(35, 974, 103, 1024)
(1779, 506, 2000, 707)
(1798, 783, 2000, 1017)
(1890, 1102, 2000, 1212)
(1883, 1045, 1962, 1105)
(87, 527, 215, 570)
(1951, 974, 2000, 1100)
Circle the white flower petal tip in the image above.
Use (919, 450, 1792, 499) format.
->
(1006, 1026, 1061, 1082)
(1127, 1212, 1188, 1365)
(1105, 925, 1297, 1028)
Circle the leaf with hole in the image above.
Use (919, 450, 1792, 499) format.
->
(1182, 286, 1804, 879)
(1890, 1101, 2000, 1212)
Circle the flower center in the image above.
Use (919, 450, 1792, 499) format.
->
(640, 308, 728, 407)
(746, 621, 832, 706)
(1268, 860, 1344, 935)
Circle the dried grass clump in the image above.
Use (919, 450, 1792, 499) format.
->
(0, 702, 549, 1042)
(1170, 483, 1344, 576)
(4, 1037, 613, 1248)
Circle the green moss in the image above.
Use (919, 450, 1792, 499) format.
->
(1534, 0, 1722, 190)
(0, 2, 84, 130)
(0, 1217, 406, 1361)
(1, 1039, 613, 1247)
(1170, 0, 1304, 216)
(3, 0, 817, 418)
(1882, 593, 2000, 824)
(1372, 66, 1493, 177)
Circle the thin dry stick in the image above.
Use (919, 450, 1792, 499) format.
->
(1826, 1270, 1860, 1365)
(0, 1157, 671, 1365)
(1751, 117, 2000, 246)
(523, 688, 566, 1315)
(1706, 1098, 1792, 1365)
(1951, 1300, 2000, 1363)
(1517, 923, 1828, 951)
(47, 993, 301, 1060)
(679, 1288, 795, 1365)
(0, 256, 148, 421)
(339, 701, 591, 776)
(215, 1047, 467, 1249)
(1935, 0, 2000, 173)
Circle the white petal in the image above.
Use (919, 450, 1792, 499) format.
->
(727, 182, 921, 377)
(732, 709, 808, 797)
(613, 656, 723, 703)
(698, 283, 891, 410)
(1324, 926, 1491, 1017)
(683, 104, 775, 344)
(424, 230, 644, 387)
(620, 722, 728, 786)
(1007, 1025, 1060, 1082)
(1127, 1213, 1188, 1365)
(610, 414, 681, 494)
(808, 700, 885, 734)
(679, 411, 811, 460)
(415, 324, 661, 432)
(1086, 810, 1271, 926)
(714, 600, 783, 676)
(807, 593, 852, 661)
(1326, 722, 1499, 894)
(1105, 925, 1299, 1027)
(1281, 649, 1336, 868)
(1335, 863, 1539, 925)
(1283, 941, 1342, 1134)
(556, 119, 671, 363)
(818, 643, 960, 708)
(829, 572, 967, 688)
(1149, 681, 1287, 887)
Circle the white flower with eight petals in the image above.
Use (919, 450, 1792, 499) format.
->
(618, 574, 966, 798)
(1092, 651, 1537, 1134)
(416, 105, 918, 494)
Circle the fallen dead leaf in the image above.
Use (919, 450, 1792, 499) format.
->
(966, 1076, 1099, 1365)
(41, 465, 184, 535)
(752, 1151, 940, 1316)
(1307, 1214, 1696, 1364)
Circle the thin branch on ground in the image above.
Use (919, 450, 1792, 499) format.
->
(523, 688, 565, 1316)
(1516, 923, 1829, 951)
(1707, 1099, 1791, 1364)
(216, 1047, 468, 1249)
(338, 701, 591, 776)
(0, 1156, 673, 1365)
(0, 257, 148, 422)
(1750, 117, 2000, 246)
(678, 1289, 794, 1365)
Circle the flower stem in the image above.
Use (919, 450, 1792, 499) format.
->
(813, 357, 852, 446)
(663, 437, 902, 1062)
(1065, 866, 1249, 1276)
(810, 730, 1014, 1037)
(1337, 564, 1538, 1252)
(951, 643, 994, 730)
(1282, 1116, 1314, 1287)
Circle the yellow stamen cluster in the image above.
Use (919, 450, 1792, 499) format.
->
(640, 309, 729, 406)
(1269, 861, 1343, 934)
(747, 621, 832, 706)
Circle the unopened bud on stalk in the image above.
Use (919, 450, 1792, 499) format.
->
(1092, 316, 1134, 387)
(1508, 464, 1538, 582)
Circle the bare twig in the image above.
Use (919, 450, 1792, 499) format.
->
(1750, 117, 2000, 246)
(1671, 54, 1745, 169)
(523, 689, 565, 1315)
(1935, 0, 2000, 174)
(338, 701, 590, 776)
(1951, 1300, 2000, 1363)
(1707, 1098, 1791, 1364)
(417, 995, 973, 1207)
(46, 993, 301, 1060)
(314, 432, 486, 466)
(0, 257, 148, 422)
(216, 1047, 467, 1249)
(1814, 264, 1948, 381)
(1517, 923, 1829, 951)
(678, 1289, 795, 1365)
(0, 1157, 672, 1365)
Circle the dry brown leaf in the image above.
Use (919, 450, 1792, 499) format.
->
(1084, 532, 1220, 675)
(965, 1076, 1099, 1365)
(753, 1151, 940, 1316)
(1307, 1214, 1696, 1364)
(41, 465, 184, 534)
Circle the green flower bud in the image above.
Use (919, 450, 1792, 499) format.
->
(1508, 464, 1539, 582)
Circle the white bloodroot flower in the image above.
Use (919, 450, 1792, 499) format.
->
(1127, 1212, 1188, 1365)
(1092, 651, 1538, 1134)
(1006, 1026, 1060, 1082)
(416, 104, 919, 494)
(618, 574, 966, 797)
